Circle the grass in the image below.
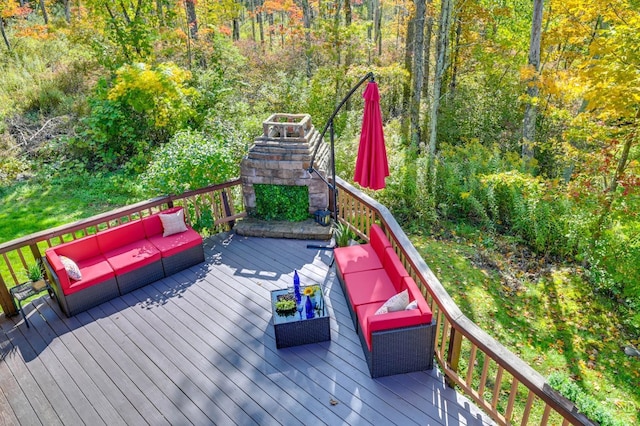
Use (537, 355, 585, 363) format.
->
(410, 224, 640, 425)
(0, 172, 143, 244)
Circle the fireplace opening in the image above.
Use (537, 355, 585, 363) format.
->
(254, 184, 309, 222)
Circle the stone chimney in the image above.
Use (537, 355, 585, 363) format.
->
(240, 114, 330, 217)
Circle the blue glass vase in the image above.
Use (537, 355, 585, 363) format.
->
(293, 270, 301, 303)
(305, 295, 314, 319)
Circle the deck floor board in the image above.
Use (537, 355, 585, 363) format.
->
(1, 233, 494, 425)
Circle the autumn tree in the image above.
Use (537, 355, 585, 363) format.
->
(522, 0, 543, 164)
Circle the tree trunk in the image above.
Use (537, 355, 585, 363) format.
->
(375, 0, 382, 55)
(410, 0, 426, 150)
(591, 131, 636, 246)
(250, 0, 256, 41)
(185, 0, 198, 40)
(345, 0, 352, 68)
(401, 11, 415, 140)
(422, 0, 433, 101)
(268, 13, 274, 48)
(302, 0, 312, 77)
(367, 0, 374, 63)
(233, 18, 240, 41)
(39, 0, 49, 24)
(448, 16, 462, 99)
(156, 0, 165, 27)
(0, 18, 10, 51)
(258, 11, 264, 47)
(427, 0, 453, 159)
(63, 0, 71, 23)
(522, 0, 543, 163)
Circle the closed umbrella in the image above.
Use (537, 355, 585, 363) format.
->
(354, 81, 389, 190)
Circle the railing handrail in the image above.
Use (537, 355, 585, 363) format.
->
(335, 176, 594, 426)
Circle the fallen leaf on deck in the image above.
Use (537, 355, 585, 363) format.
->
(329, 398, 339, 406)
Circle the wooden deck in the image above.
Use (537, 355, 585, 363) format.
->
(0, 234, 494, 426)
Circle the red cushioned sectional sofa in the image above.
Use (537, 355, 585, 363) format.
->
(334, 223, 436, 377)
(44, 206, 204, 317)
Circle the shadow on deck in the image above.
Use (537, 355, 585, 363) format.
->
(0, 233, 494, 425)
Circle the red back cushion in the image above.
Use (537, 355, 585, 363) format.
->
(369, 224, 391, 259)
(142, 207, 184, 238)
(97, 220, 146, 254)
(51, 235, 102, 262)
(382, 247, 409, 291)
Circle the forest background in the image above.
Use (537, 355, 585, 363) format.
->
(0, 0, 638, 423)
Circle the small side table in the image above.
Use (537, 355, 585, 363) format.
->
(10, 281, 52, 328)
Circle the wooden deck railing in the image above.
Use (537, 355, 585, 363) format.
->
(0, 179, 245, 316)
(334, 177, 594, 426)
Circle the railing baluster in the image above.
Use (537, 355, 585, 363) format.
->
(505, 377, 519, 422)
(491, 365, 504, 409)
(466, 344, 478, 387)
(439, 316, 450, 359)
(478, 352, 490, 400)
(521, 391, 536, 426)
(540, 404, 552, 425)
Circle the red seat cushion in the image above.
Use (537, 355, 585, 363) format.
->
(63, 256, 115, 296)
(356, 302, 428, 350)
(343, 269, 398, 308)
(102, 240, 161, 275)
(147, 228, 202, 257)
(334, 244, 383, 276)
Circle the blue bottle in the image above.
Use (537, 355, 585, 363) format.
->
(293, 270, 301, 303)
(305, 295, 314, 319)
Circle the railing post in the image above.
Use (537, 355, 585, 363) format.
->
(0, 274, 16, 316)
(29, 243, 41, 263)
(446, 327, 463, 388)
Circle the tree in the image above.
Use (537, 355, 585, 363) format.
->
(410, 0, 425, 149)
(427, 0, 453, 159)
(522, 0, 543, 164)
(185, 0, 198, 40)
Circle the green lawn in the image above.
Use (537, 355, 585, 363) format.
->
(0, 173, 143, 244)
(410, 226, 639, 425)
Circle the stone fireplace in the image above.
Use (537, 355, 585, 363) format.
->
(240, 113, 330, 218)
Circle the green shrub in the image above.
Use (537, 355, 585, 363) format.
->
(74, 62, 199, 169)
(548, 373, 625, 426)
(141, 129, 238, 196)
(254, 184, 309, 222)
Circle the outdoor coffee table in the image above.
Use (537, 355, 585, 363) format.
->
(271, 287, 330, 349)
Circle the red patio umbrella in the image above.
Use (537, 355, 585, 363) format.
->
(354, 81, 389, 190)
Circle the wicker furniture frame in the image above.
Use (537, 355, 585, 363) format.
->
(116, 261, 166, 295)
(44, 259, 121, 317)
(161, 245, 206, 277)
(271, 289, 330, 349)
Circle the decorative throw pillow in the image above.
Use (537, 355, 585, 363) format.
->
(405, 300, 419, 310)
(60, 256, 82, 281)
(375, 289, 409, 315)
(159, 209, 188, 237)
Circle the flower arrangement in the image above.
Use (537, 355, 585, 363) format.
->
(303, 285, 321, 297)
(275, 293, 296, 313)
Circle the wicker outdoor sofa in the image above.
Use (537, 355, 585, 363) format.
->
(44, 206, 204, 317)
(334, 224, 436, 378)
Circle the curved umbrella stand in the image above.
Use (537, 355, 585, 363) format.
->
(308, 72, 389, 221)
